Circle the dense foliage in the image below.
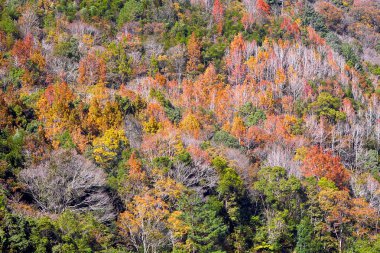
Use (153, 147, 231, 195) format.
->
(0, 0, 379, 252)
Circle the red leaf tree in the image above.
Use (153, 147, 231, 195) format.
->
(212, 0, 224, 34)
(302, 146, 350, 189)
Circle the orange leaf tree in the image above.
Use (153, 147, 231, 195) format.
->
(37, 82, 77, 148)
(117, 193, 169, 253)
(186, 32, 202, 74)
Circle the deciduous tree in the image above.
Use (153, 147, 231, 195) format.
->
(37, 82, 77, 148)
(180, 113, 201, 138)
(92, 128, 128, 168)
(186, 33, 202, 74)
(19, 149, 115, 221)
(318, 183, 351, 253)
(212, 0, 224, 34)
(230, 116, 246, 144)
(117, 193, 169, 253)
(226, 33, 247, 85)
(78, 52, 106, 87)
(302, 146, 350, 189)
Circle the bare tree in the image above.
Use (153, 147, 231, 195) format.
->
(167, 44, 186, 82)
(144, 38, 164, 60)
(19, 149, 115, 222)
(351, 173, 380, 212)
(169, 160, 218, 195)
(125, 115, 143, 149)
(264, 144, 302, 178)
(18, 7, 40, 38)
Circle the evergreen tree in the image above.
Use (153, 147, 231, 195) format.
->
(176, 195, 228, 253)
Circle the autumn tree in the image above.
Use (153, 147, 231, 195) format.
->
(11, 34, 45, 87)
(226, 33, 247, 85)
(143, 116, 162, 134)
(128, 151, 145, 181)
(212, 0, 224, 34)
(186, 33, 202, 74)
(77, 52, 106, 87)
(11, 34, 33, 67)
(84, 84, 123, 138)
(257, 0, 271, 16)
(117, 193, 169, 253)
(350, 197, 378, 239)
(307, 26, 325, 45)
(315, 1, 344, 32)
(86, 99, 123, 136)
(179, 113, 201, 138)
(280, 16, 301, 39)
(92, 128, 128, 168)
(318, 181, 351, 253)
(230, 116, 246, 144)
(301, 146, 350, 189)
(37, 82, 78, 148)
(0, 94, 11, 130)
(182, 64, 225, 114)
(121, 151, 147, 199)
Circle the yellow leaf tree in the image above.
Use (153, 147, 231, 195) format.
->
(231, 116, 246, 144)
(180, 113, 201, 138)
(85, 96, 123, 138)
(92, 128, 128, 168)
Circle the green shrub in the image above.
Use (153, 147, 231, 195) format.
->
(238, 102, 266, 127)
(0, 129, 24, 179)
(56, 0, 78, 22)
(290, 118, 305, 136)
(0, 11, 17, 35)
(340, 43, 362, 70)
(115, 95, 136, 115)
(153, 156, 172, 170)
(175, 151, 192, 166)
(309, 92, 346, 122)
(117, 0, 144, 26)
(301, 5, 328, 35)
(57, 130, 75, 149)
(367, 63, 380, 76)
(213, 130, 240, 149)
(223, 1, 245, 40)
(203, 41, 227, 68)
(325, 32, 342, 53)
(212, 156, 228, 172)
(54, 38, 80, 61)
(150, 89, 182, 124)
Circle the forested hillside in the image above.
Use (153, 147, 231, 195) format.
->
(0, 0, 379, 252)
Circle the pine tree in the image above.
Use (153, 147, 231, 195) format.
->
(176, 195, 228, 253)
(296, 217, 322, 253)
